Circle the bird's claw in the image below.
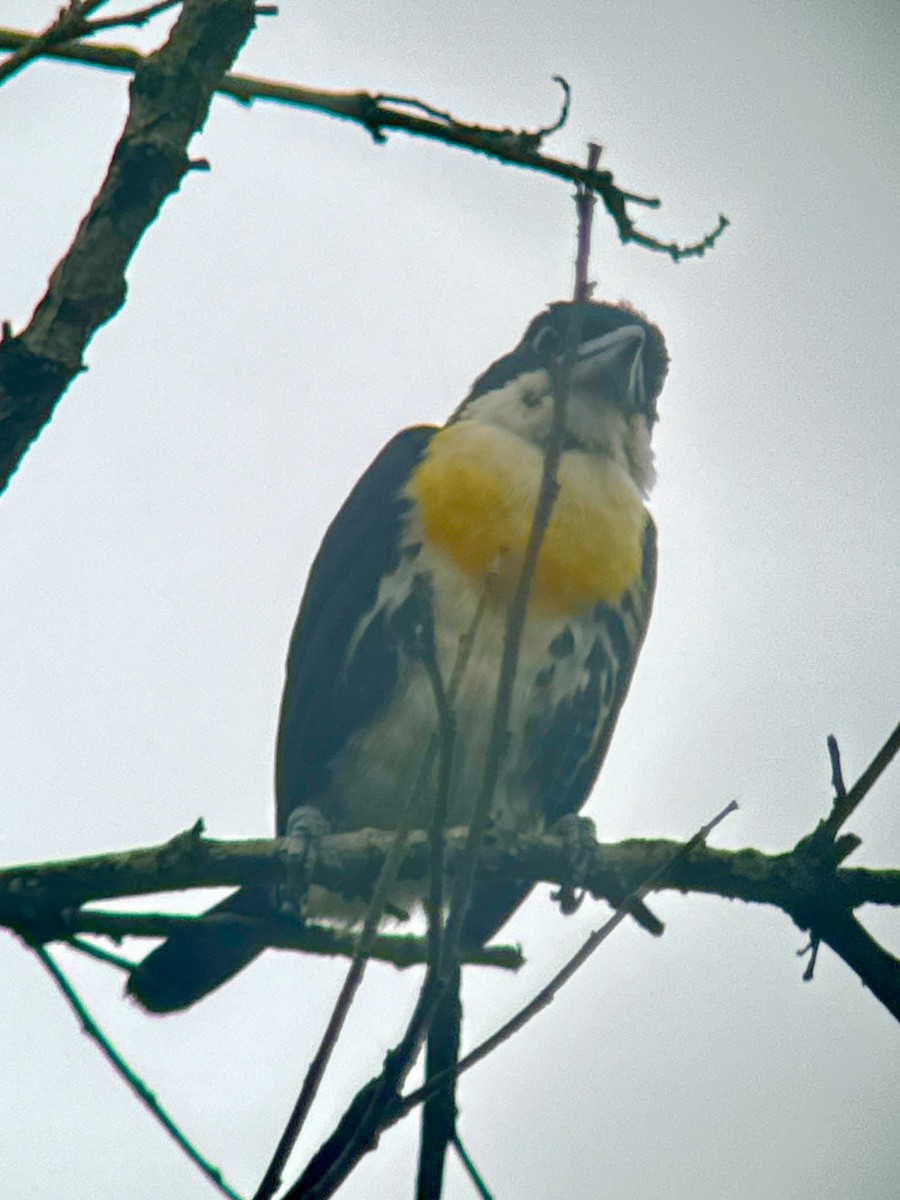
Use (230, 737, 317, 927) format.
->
(549, 813, 597, 915)
(277, 805, 331, 918)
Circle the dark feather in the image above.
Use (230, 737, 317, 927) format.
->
(275, 425, 435, 830)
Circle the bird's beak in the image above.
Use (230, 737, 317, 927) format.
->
(571, 324, 647, 414)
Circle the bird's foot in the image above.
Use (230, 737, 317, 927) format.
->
(276, 805, 331, 919)
(549, 813, 598, 915)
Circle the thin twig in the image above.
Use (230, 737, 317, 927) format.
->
(293, 957, 443, 1198)
(83, 0, 181, 34)
(66, 936, 136, 972)
(827, 734, 847, 800)
(449, 803, 737, 1084)
(413, 153, 596, 1198)
(414, 143, 602, 1200)
(452, 1133, 494, 1200)
(378, 74, 570, 144)
(302, 146, 604, 1200)
(802, 906, 900, 1022)
(421, 664, 454, 968)
(30, 944, 244, 1200)
(797, 936, 821, 982)
(288, 593, 497, 1200)
(441, 149, 598, 972)
(252, 575, 489, 1200)
(65, 908, 522, 969)
(574, 142, 602, 300)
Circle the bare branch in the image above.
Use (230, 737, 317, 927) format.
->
(0, 26, 727, 265)
(452, 1133, 494, 1200)
(4, 795, 898, 1024)
(413, 146, 606, 1200)
(251, 574, 487, 1200)
(4, 825, 899, 924)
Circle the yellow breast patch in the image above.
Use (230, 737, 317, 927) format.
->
(406, 422, 647, 616)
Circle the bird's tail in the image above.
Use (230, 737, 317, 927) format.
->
(126, 886, 272, 1013)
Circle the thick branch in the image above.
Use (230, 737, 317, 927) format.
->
(2, 828, 898, 922)
(0, 0, 256, 493)
(2, 825, 898, 1023)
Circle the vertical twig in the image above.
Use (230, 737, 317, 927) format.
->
(254, 577, 490, 1200)
(412, 144, 603, 1199)
(441, 141, 601, 970)
(286, 144, 608, 1200)
(826, 734, 846, 800)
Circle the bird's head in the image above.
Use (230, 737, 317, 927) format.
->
(452, 301, 669, 494)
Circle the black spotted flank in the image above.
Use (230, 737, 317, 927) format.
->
(592, 603, 631, 670)
(548, 627, 575, 658)
(521, 516, 657, 829)
(535, 663, 556, 687)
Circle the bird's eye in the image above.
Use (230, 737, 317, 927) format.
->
(521, 390, 542, 409)
(530, 325, 559, 357)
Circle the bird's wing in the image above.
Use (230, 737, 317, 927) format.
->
(463, 514, 658, 944)
(275, 425, 435, 832)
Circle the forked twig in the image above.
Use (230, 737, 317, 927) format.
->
(0, 25, 727, 267)
(401, 802, 738, 1115)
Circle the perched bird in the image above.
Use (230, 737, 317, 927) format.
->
(127, 299, 668, 1186)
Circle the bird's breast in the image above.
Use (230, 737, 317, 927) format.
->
(405, 420, 647, 616)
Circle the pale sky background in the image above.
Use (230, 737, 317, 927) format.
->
(1, 2, 898, 1198)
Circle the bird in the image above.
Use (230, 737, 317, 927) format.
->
(127, 298, 668, 1190)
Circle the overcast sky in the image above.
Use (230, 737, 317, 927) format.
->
(1, 2, 898, 1198)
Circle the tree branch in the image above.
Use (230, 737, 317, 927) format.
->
(3, 826, 899, 924)
(0, 26, 728, 270)
(0, 0, 257, 493)
(3, 819, 898, 1010)
(61, 908, 523, 971)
